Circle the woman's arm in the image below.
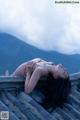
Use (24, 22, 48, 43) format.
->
(24, 68, 42, 94)
(24, 71, 32, 93)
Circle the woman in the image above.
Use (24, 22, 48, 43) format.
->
(11, 58, 71, 110)
(24, 62, 69, 94)
(11, 58, 54, 93)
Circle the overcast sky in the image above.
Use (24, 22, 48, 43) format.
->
(0, 0, 80, 54)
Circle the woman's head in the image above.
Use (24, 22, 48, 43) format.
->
(52, 64, 69, 79)
(41, 73, 71, 111)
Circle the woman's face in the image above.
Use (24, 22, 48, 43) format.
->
(54, 64, 68, 79)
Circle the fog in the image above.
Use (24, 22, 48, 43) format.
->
(0, 0, 80, 54)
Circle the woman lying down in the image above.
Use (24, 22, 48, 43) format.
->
(11, 58, 71, 110)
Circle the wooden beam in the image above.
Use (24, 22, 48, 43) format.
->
(0, 76, 25, 91)
(0, 72, 80, 91)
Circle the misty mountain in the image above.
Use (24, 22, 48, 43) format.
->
(0, 33, 80, 75)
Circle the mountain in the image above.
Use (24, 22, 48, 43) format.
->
(0, 33, 80, 75)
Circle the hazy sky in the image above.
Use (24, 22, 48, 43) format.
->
(0, 0, 80, 54)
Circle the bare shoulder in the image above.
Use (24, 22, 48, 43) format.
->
(19, 62, 28, 67)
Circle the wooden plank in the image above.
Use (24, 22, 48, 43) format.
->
(18, 92, 54, 120)
(63, 103, 80, 120)
(0, 76, 25, 82)
(1, 92, 28, 120)
(18, 97, 46, 120)
(0, 100, 9, 111)
(4, 92, 43, 120)
(68, 95, 80, 112)
(0, 101, 19, 120)
(51, 111, 64, 120)
(54, 108, 73, 120)
(71, 90, 80, 101)
(0, 77, 25, 91)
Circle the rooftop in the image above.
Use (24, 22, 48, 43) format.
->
(0, 72, 80, 120)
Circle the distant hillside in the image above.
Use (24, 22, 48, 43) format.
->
(0, 33, 80, 75)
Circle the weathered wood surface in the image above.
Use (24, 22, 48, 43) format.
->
(0, 72, 80, 91)
(0, 76, 24, 91)
(0, 73, 80, 120)
(0, 100, 19, 120)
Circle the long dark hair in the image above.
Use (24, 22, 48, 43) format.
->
(39, 73, 71, 111)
